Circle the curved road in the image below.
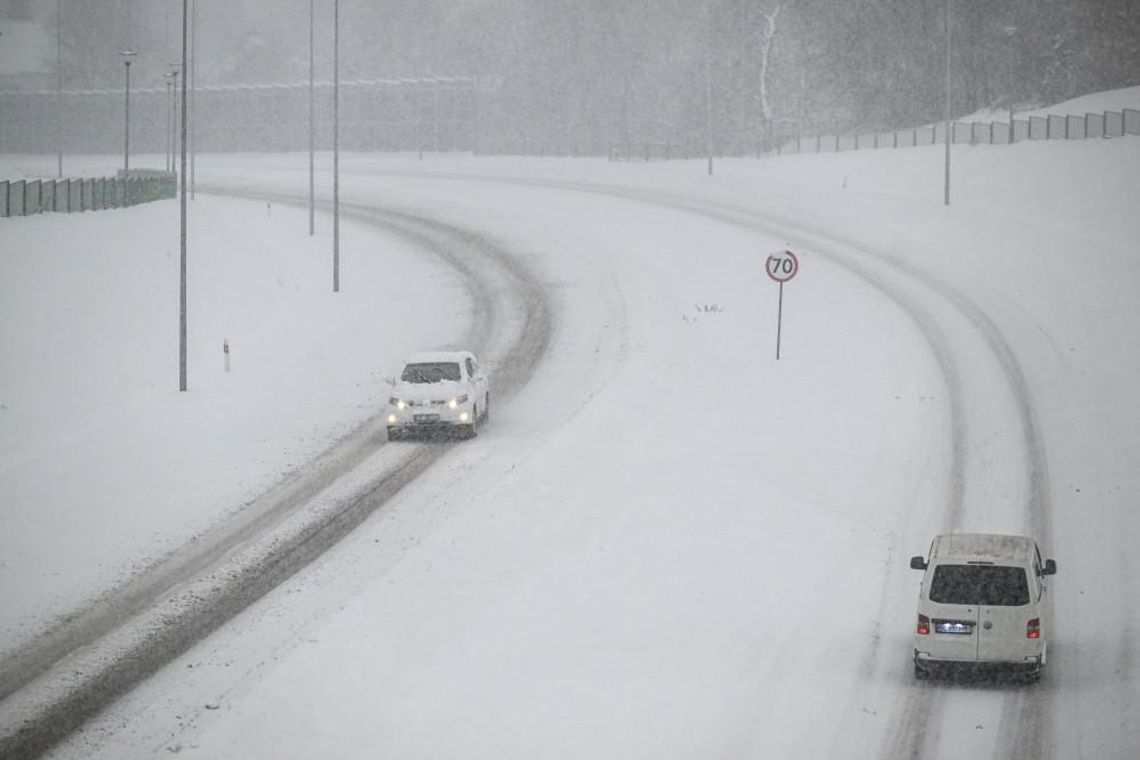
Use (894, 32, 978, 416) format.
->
(0, 198, 553, 759)
(336, 170, 1057, 759)
(3, 168, 1058, 760)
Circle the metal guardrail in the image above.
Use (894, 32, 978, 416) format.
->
(0, 170, 175, 218)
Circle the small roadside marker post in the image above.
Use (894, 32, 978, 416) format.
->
(765, 250, 799, 360)
(223, 338, 231, 372)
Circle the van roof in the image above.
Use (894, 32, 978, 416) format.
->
(930, 533, 1036, 564)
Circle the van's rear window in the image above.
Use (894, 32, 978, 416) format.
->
(929, 564, 1030, 606)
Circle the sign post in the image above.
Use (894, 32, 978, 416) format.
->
(765, 250, 799, 360)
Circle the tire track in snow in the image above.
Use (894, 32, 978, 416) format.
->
(359, 173, 967, 757)
(0, 193, 553, 759)
(353, 171, 1054, 760)
(592, 184, 1054, 760)
(584, 186, 966, 760)
(614, 186, 1054, 760)
(889, 261, 1055, 760)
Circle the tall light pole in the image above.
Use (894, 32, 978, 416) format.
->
(120, 49, 137, 181)
(705, 1, 714, 176)
(190, 0, 197, 200)
(164, 76, 173, 172)
(56, 0, 62, 178)
(179, 1, 189, 392)
(1004, 24, 1017, 144)
(165, 68, 180, 172)
(333, 0, 340, 293)
(309, 0, 315, 236)
(942, 0, 952, 207)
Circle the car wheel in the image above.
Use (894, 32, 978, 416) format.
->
(386, 428, 399, 442)
(914, 661, 929, 680)
(459, 407, 477, 440)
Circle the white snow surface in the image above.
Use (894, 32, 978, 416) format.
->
(960, 83, 1140, 122)
(2, 108, 1139, 757)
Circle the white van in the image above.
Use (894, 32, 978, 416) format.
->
(909, 533, 1057, 681)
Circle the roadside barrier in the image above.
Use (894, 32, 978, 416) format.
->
(605, 106, 1140, 162)
(771, 107, 1140, 157)
(0, 169, 175, 218)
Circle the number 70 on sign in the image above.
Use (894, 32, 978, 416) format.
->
(766, 251, 799, 282)
(765, 250, 799, 360)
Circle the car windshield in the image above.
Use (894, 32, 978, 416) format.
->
(401, 362, 461, 384)
(929, 564, 1030, 606)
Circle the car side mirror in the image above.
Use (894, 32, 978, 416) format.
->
(909, 556, 927, 570)
(385, 376, 396, 386)
(1043, 559, 1057, 576)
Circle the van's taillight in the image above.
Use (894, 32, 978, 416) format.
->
(1026, 618, 1041, 639)
(917, 614, 930, 635)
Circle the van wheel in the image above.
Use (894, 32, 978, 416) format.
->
(914, 661, 929, 680)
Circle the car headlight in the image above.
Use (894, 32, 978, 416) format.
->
(389, 397, 407, 410)
(448, 394, 469, 409)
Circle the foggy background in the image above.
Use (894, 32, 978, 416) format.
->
(2, 0, 1139, 154)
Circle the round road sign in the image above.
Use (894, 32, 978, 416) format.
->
(766, 250, 799, 283)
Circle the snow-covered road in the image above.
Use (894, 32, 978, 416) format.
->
(0, 191, 557, 756)
(3, 122, 1139, 759)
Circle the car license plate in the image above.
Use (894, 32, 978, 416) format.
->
(414, 414, 440, 423)
(933, 620, 973, 635)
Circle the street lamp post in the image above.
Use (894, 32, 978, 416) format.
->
(164, 77, 173, 172)
(309, 0, 315, 236)
(165, 68, 180, 172)
(333, 0, 340, 293)
(179, 1, 189, 392)
(705, 1, 713, 176)
(1004, 24, 1017, 144)
(190, 0, 197, 200)
(56, 0, 62, 178)
(120, 49, 137, 180)
(942, 0, 952, 206)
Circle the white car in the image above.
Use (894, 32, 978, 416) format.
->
(909, 533, 1056, 682)
(385, 350, 490, 440)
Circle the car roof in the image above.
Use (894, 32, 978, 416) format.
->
(930, 533, 1036, 563)
(402, 350, 472, 365)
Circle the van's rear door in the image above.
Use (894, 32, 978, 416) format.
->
(975, 565, 1034, 662)
(925, 564, 982, 661)
(925, 601, 980, 660)
(977, 603, 1031, 662)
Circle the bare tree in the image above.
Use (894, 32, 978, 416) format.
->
(756, 3, 781, 149)
(756, 3, 781, 123)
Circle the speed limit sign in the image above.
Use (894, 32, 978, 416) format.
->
(766, 250, 799, 360)
(766, 250, 799, 282)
